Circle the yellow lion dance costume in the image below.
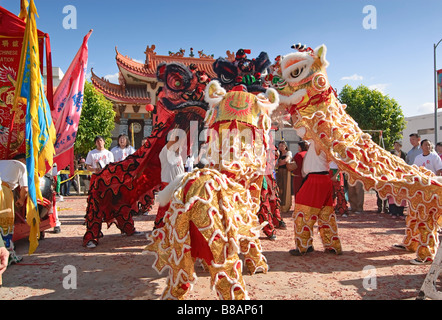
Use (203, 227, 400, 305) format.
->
(144, 80, 278, 299)
(266, 43, 442, 265)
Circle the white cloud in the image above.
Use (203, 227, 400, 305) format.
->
(104, 72, 119, 83)
(418, 102, 434, 114)
(340, 74, 363, 81)
(368, 83, 389, 94)
(133, 58, 144, 64)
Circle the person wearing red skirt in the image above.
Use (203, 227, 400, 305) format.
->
(290, 140, 342, 256)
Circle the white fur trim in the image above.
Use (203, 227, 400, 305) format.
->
(204, 80, 226, 106)
(279, 88, 307, 106)
(157, 173, 186, 207)
(256, 88, 280, 115)
(281, 53, 314, 85)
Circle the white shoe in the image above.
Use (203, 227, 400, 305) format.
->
(86, 241, 96, 248)
(409, 258, 432, 265)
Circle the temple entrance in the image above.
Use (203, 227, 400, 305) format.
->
(128, 119, 144, 149)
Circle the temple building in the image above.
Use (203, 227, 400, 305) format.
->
(91, 45, 301, 152)
(91, 45, 224, 148)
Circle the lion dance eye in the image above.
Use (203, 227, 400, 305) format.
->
(221, 74, 234, 84)
(290, 66, 304, 79)
(167, 73, 185, 91)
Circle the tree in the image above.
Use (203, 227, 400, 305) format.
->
(338, 85, 406, 150)
(74, 81, 115, 156)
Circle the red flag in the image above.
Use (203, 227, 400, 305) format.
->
(52, 30, 92, 174)
(437, 69, 442, 109)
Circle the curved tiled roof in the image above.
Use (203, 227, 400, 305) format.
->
(115, 46, 217, 79)
(90, 68, 151, 104)
(92, 45, 228, 104)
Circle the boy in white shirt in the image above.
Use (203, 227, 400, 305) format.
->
(413, 139, 442, 175)
(85, 136, 114, 174)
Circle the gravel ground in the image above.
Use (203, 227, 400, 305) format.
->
(0, 191, 438, 300)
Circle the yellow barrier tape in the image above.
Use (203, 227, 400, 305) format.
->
(59, 169, 92, 184)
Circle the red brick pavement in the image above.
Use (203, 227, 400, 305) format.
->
(0, 191, 438, 300)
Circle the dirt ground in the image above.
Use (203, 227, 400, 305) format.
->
(0, 191, 438, 300)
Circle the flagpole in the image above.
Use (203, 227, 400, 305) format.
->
(131, 123, 134, 146)
(434, 39, 442, 144)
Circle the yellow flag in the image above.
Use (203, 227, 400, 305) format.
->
(14, 0, 56, 254)
(18, 0, 29, 20)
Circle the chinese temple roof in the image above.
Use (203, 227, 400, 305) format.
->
(117, 45, 219, 80)
(91, 68, 151, 104)
(92, 45, 231, 104)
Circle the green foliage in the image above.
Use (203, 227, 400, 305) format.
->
(338, 84, 406, 150)
(74, 81, 115, 156)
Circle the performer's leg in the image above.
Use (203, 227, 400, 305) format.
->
(161, 256, 195, 300)
(240, 238, 268, 275)
(257, 188, 276, 238)
(402, 209, 419, 252)
(318, 205, 342, 254)
(82, 219, 103, 246)
(83, 201, 103, 246)
(268, 175, 285, 228)
(415, 208, 439, 262)
(115, 213, 136, 235)
(293, 204, 318, 253)
(154, 202, 170, 229)
(207, 257, 249, 300)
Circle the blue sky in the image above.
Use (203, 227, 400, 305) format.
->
(2, 0, 442, 117)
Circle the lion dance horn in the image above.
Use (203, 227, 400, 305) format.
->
(291, 43, 314, 53)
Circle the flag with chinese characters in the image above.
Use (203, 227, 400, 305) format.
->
(0, 5, 46, 159)
(52, 30, 92, 173)
(438, 69, 442, 109)
(13, 0, 56, 254)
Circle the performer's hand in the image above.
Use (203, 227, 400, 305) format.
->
(0, 247, 9, 276)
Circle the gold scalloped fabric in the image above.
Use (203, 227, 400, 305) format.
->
(289, 93, 442, 261)
(144, 168, 267, 300)
(144, 90, 273, 300)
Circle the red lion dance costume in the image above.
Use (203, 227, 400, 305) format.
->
(144, 80, 279, 300)
(83, 63, 210, 247)
(266, 43, 442, 264)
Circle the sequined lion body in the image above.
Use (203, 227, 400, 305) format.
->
(267, 44, 442, 263)
(144, 81, 278, 299)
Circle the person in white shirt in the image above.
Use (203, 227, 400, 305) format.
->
(0, 155, 28, 264)
(111, 134, 136, 162)
(185, 155, 194, 172)
(289, 139, 342, 256)
(0, 158, 28, 207)
(155, 135, 185, 229)
(85, 135, 114, 174)
(413, 139, 442, 175)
